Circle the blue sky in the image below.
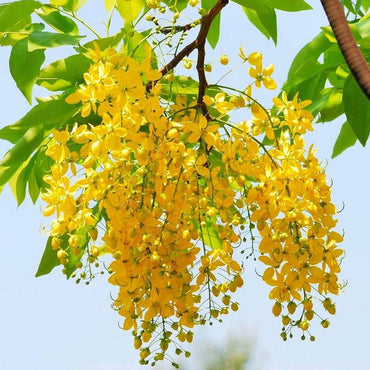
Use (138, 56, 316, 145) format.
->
(1, 1, 370, 369)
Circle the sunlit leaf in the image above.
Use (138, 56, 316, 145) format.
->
(49, 0, 87, 12)
(83, 29, 125, 51)
(9, 37, 45, 103)
(343, 73, 370, 146)
(37, 53, 92, 91)
(202, 0, 221, 48)
(8, 159, 30, 205)
(28, 31, 84, 51)
(306, 90, 331, 115)
(263, 0, 312, 11)
(28, 166, 41, 203)
(0, 0, 41, 32)
(161, 75, 199, 99)
(36, 9, 79, 34)
(0, 126, 45, 169)
(286, 31, 331, 81)
(35, 236, 61, 277)
(332, 121, 357, 158)
(236, 1, 277, 43)
(104, 0, 115, 12)
(318, 89, 344, 122)
(243, 7, 271, 41)
(116, 0, 145, 23)
(201, 218, 223, 250)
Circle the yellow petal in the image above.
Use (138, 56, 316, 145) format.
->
(263, 77, 277, 90)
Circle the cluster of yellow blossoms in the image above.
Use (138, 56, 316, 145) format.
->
(41, 45, 343, 364)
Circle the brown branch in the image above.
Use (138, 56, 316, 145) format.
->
(321, 0, 370, 99)
(196, 41, 209, 117)
(147, 0, 228, 89)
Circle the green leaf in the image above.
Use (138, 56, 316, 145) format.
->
(263, 0, 312, 11)
(33, 148, 53, 192)
(162, 0, 188, 11)
(284, 59, 323, 90)
(0, 11, 33, 46)
(0, 22, 45, 46)
(356, 14, 370, 39)
(202, 0, 221, 48)
(116, 0, 145, 23)
(176, 0, 188, 11)
(0, 126, 45, 169)
(355, 0, 363, 13)
(0, 95, 79, 143)
(363, 0, 370, 11)
(201, 218, 223, 250)
(359, 35, 370, 49)
(332, 121, 358, 158)
(8, 159, 31, 205)
(0, 126, 25, 144)
(124, 27, 151, 61)
(343, 73, 370, 146)
(341, 0, 356, 13)
(242, 7, 271, 41)
(37, 53, 92, 91)
(286, 31, 332, 81)
(306, 90, 331, 116)
(324, 44, 346, 69)
(207, 12, 221, 48)
(83, 29, 125, 51)
(318, 89, 344, 122)
(28, 31, 84, 51)
(35, 236, 61, 277)
(9, 37, 45, 103)
(49, 0, 87, 12)
(0, 127, 47, 193)
(161, 75, 199, 99)
(64, 228, 90, 278)
(104, 0, 115, 11)
(0, 0, 41, 32)
(236, 1, 277, 43)
(252, 6, 277, 44)
(28, 166, 41, 203)
(7, 145, 52, 205)
(36, 9, 79, 34)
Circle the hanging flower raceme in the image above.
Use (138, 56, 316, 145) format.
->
(41, 44, 343, 365)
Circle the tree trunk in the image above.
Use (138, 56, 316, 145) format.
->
(321, 0, 370, 99)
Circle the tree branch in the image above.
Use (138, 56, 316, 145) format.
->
(321, 0, 370, 99)
(148, 0, 228, 96)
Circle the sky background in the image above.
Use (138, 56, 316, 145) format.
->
(1, 1, 370, 369)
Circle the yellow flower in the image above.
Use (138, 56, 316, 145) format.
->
(249, 63, 277, 89)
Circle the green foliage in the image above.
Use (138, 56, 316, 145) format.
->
(9, 37, 45, 103)
(116, 0, 145, 23)
(35, 9, 79, 34)
(332, 121, 357, 158)
(283, 14, 370, 153)
(36, 53, 92, 91)
(232, 0, 310, 44)
(28, 31, 84, 50)
(0, 0, 41, 32)
(35, 235, 61, 277)
(343, 73, 370, 146)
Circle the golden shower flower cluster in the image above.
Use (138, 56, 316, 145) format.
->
(41, 45, 343, 364)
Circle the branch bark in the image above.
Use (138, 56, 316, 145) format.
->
(321, 0, 370, 99)
(160, 0, 228, 76)
(148, 0, 229, 106)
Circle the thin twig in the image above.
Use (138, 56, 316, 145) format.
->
(147, 0, 229, 91)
